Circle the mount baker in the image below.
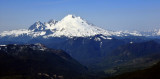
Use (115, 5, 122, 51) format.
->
(0, 14, 149, 39)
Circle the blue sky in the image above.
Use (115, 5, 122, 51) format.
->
(0, 0, 160, 32)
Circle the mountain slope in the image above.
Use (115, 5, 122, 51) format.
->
(48, 36, 126, 65)
(105, 62, 160, 79)
(0, 44, 87, 79)
(96, 41, 160, 75)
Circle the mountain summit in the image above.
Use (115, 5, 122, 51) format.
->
(27, 14, 115, 37)
(29, 21, 46, 31)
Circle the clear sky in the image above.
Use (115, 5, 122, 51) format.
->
(0, 0, 160, 32)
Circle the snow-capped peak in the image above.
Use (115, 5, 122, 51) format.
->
(29, 21, 46, 31)
(45, 14, 113, 37)
(25, 14, 114, 38)
(63, 14, 76, 19)
(152, 29, 160, 36)
(139, 29, 160, 36)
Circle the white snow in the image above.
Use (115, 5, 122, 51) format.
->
(130, 41, 133, 44)
(94, 37, 101, 41)
(100, 42, 103, 48)
(0, 29, 48, 37)
(0, 45, 6, 46)
(106, 37, 112, 40)
(45, 14, 115, 37)
(0, 29, 31, 37)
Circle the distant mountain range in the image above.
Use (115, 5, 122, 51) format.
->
(1, 14, 160, 38)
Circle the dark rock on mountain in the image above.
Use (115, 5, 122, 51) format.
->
(0, 44, 87, 79)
